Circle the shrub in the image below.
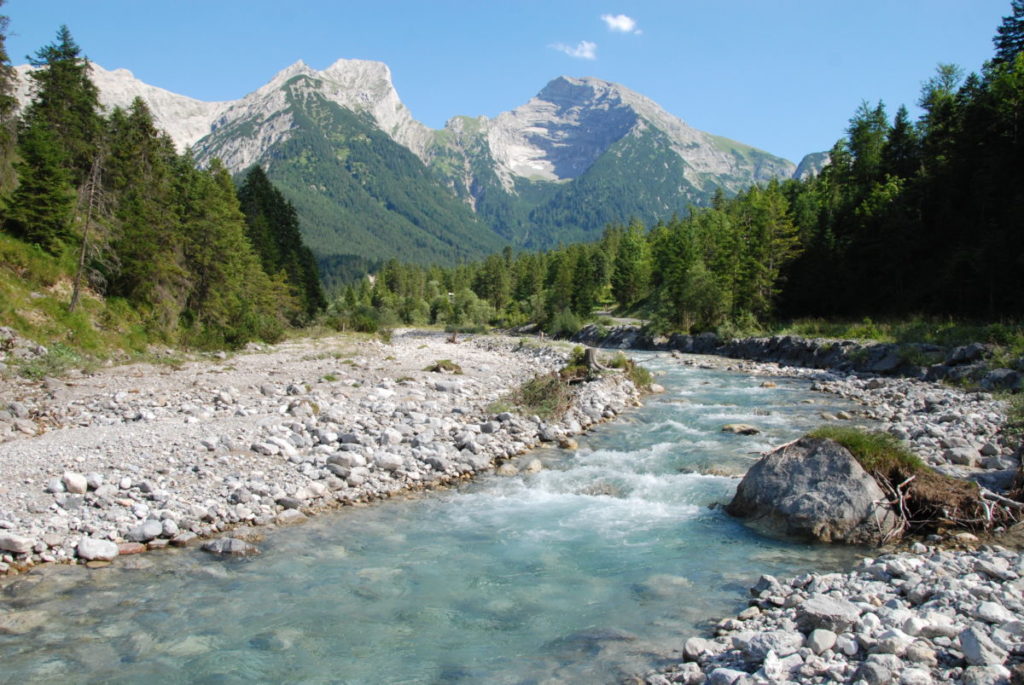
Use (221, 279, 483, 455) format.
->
(607, 352, 653, 390)
(424, 359, 463, 374)
(499, 372, 572, 420)
(546, 309, 582, 339)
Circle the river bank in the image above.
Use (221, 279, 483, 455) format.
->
(0, 331, 641, 574)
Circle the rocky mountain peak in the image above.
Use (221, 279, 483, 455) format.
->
(13, 62, 230, 152)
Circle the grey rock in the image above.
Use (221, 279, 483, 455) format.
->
(796, 594, 863, 633)
(726, 437, 900, 544)
(0, 533, 34, 554)
(374, 452, 404, 472)
(740, 629, 803, 659)
(125, 519, 163, 542)
(807, 628, 837, 654)
(853, 661, 892, 685)
(201, 537, 259, 556)
(959, 626, 1007, 666)
(77, 537, 119, 561)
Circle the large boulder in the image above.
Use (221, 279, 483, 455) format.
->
(726, 437, 900, 544)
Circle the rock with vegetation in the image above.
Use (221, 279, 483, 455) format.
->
(726, 436, 900, 544)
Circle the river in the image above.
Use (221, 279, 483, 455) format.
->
(0, 353, 868, 683)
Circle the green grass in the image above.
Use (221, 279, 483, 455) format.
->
(607, 352, 653, 390)
(808, 425, 925, 477)
(774, 316, 1024, 350)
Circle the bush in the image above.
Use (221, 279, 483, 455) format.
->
(607, 352, 653, 390)
(546, 309, 582, 339)
(499, 372, 572, 420)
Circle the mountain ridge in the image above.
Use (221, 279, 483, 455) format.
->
(13, 58, 825, 280)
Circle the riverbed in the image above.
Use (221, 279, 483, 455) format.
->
(0, 353, 869, 683)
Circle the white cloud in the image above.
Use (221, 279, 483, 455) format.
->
(551, 40, 598, 60)
(601, 13, 641, 34)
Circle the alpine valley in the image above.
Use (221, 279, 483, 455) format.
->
(14, 59, 808, 283)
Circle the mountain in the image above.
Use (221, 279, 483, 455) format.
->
(13, 59, 801, 280)
(793, 151, 831, 180)
(13, 63, 229, 152)
(424, 76, 795, 245)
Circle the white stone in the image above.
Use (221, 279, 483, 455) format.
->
(77, 537, 119, 561)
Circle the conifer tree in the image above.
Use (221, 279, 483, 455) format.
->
(3, 119, 74, 252)
(0, 3, 18, 193)
(22, 25, 101, 184)
(994, 0, 1024, 64)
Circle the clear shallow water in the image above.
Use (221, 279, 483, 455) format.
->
(0, 354, 869, 684)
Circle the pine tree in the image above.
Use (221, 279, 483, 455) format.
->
(0, 3, 18, 194)
(2, 119, 74, 252)
(22, 25, 102, 184)
(610, 221, 651, 308)
(105, 99, 187, 333)
(994, 0, 1024, 65)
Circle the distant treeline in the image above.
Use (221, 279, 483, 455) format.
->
(0, 21, 324, 347)
(331, 2, 1024, 335)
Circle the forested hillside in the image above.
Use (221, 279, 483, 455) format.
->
(0, 20, 324, 354)
(331, 2, 1024, 336)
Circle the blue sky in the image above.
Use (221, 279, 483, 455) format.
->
(4, 1, 1012, 163)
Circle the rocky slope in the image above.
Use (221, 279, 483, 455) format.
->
(13, 63, 230, 153)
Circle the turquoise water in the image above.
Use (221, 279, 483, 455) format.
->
(0, 354, 867, 683)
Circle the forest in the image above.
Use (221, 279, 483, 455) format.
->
(0, 19, 324, 350)
(330, 2, 1024, 339)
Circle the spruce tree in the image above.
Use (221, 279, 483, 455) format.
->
(2, 119, 74, 252)
(0, 3, 18, 193)
(994, 0, 1024, 65)
(22, 25, 102, 184)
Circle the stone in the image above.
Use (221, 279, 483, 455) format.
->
(0, 610, 47, 635)
(683, 636, 723, 661)
(854, 661, 892, 685)
(706, 667, 748, 685)
(170, 532, 198, 547)
(726, 437, 900, 544)
(521, 459, 543, 474)
(807, 628, 837, 654)
(276, 509, 307, 525)
(117, 542, 147, 555)
(496, 463, 518, 476)
(796, 594, 863, 633)
(0, 533, 34, 554)
(374, 452, 404, 472)
(944, 447, 980, 467)
(740, 630, 803, 659)
(974, 601, 1015, 624)
(62, 471, 88, 494)
(202, 537, 259, 557)
(77, 537, 119, 561)
(959, 626, 1007, 666)
(125, 519, 163, 543)
(962, 665, 1013, 685)
(873, 628, 912, 655)
(899, 668, 934, 685)
(721, 423, 760, 435)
